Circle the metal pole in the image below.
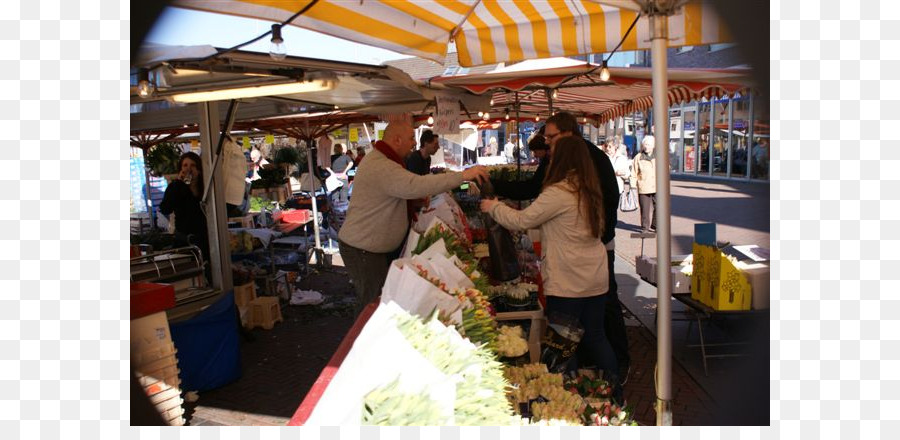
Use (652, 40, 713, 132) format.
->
(747, 92, 755, 180)
(305, 122, 322, 259)
(650, 12, 673, 426)
(727, 94, 734, 178)
(197, 101, 233, 292)
(708, 93, 715, 175)
(515, 92, 521, 181)
(143, 165, 156, 229)
(679, 101, 685, 173)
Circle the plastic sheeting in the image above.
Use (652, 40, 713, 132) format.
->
(170, 291, 242, 392)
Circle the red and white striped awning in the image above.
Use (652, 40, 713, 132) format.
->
(431, 58, 754, 123)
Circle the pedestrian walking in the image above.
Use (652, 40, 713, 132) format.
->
(633, 135, 657, 233)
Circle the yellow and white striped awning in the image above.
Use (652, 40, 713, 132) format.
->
(174, 0, 732, 67)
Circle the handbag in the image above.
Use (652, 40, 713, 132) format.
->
(477, 179, 521, 282)
(619, 183, 638, 212)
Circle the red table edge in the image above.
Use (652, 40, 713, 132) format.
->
(287, 301, 379, 426)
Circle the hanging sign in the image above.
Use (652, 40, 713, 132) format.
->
(190, 139, 199, 151)
(333, 129, 345, 138)
(265, 134, 275, 145)
(377, 130, 385, 140)
(349, 128, 359, 142)
(242, 136, 251, 150)
(433, 95, 460, 136)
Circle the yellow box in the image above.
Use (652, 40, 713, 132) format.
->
(709, 253, 752, 311)
(690, 243, 719, 306)
(691, 243, 752, 311)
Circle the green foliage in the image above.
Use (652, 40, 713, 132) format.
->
(144, 143, 182, 177)
(250, 167, 287, 189)
(273, 146, 300, 166)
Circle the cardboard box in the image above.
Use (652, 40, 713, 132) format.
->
(636, 255, 692, 294)
(691, 243, 752, 311)
(735, 260, 770, 310)
(131, 311, 173, 355)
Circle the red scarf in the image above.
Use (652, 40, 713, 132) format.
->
(374, 140, 404, 166)
(374, 140, 419, 221)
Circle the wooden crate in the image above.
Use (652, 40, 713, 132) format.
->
(494, 307, 545, 364)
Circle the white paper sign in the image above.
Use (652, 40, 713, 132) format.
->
(434, 95, 460, 136)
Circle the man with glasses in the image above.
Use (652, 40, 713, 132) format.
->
(545, 112, 630, 394)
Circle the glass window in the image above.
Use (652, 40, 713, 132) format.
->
(697, 101, 710, 174)
(751, 96, 770, 180)
(730, 96, 750, 178)
(711, 98, 729, 177)
(683, 108, 696, 173)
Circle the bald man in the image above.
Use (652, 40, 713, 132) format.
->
(338, 121, 488, 316)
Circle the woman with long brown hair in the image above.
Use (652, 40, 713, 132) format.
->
(480, 136, 618, 385)
(159, 152, 209, 261)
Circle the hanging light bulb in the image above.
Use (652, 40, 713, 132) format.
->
(552, 89, 559, 99)
(599, 60, 611, 82)
(478, 111, 484, 117)
(535, 115, 540, 122)
(427, 113, 434, 125)
(137, 69, 153, 98)
(269, 24, 287, 61)
(505, 109, 510, 120)
(483, 112, 490, 120)
(490, 98, 494, 106)
(582, 117, 587, 123)
(334, 105, 340, 110)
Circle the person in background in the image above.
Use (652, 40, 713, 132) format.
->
(159, 152, 209, 263)
(405, 129, 439, 176)
(330, 143, 345, 167)
(354, 146, 366, 168)
(490, 126, 550, 200)
(633, 135, 657, 233)
(480, 136, 619, 397)
(545, 112, 629, 397)
(338, 122, 488, 317)
(609, 141, 631, 196)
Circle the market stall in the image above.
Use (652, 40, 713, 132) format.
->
(288, 186, 637, 426)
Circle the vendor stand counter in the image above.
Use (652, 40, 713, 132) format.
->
(288, 302, 378, 426)
(664, 293, 768, 376)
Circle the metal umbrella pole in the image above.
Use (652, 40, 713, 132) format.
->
(649, 9, 673, 426)
(305, 123, 323, 266)
(515, 92, 521, 181)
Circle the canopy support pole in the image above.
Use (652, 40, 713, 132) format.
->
(197, 100, 234, 292)
(305, 119, 323, 263)
(515, 92, 521, 180)
(650, 11, 673, 427)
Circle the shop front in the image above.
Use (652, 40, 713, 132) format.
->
(669, 93, 769, 181)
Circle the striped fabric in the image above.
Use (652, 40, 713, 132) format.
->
(175, 0, 732, 67)
(453, 64, 752, 124)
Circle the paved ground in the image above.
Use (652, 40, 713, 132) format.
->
(614, 176, 769, 263)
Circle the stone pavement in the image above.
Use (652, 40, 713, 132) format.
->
(614, 176, 769, 264)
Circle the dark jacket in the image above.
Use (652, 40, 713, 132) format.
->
(159, 180, 209, 255)
(405, 151, 432, 176)
(490, 157, 548, 201)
